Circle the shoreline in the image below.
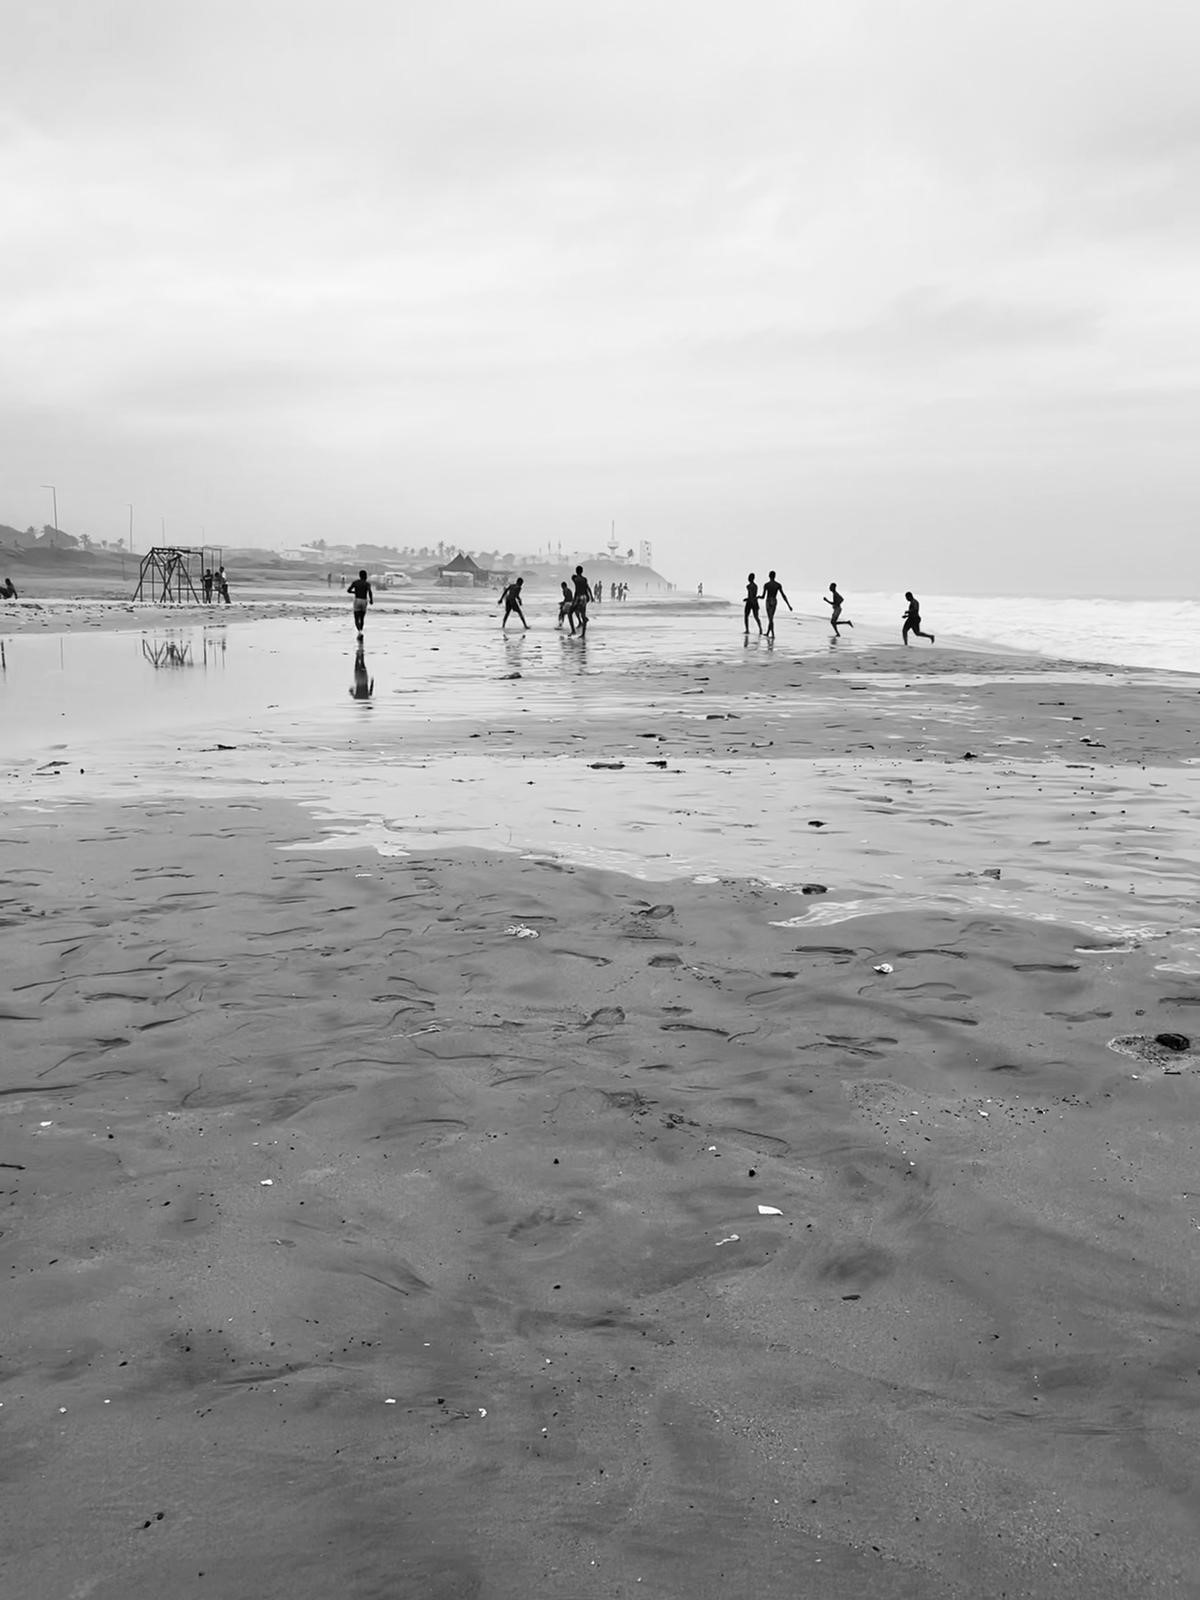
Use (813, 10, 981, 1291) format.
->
(6, 614, 1199, 966)
(4, 587, 1199, 680)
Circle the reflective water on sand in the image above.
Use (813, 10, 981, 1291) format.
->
(0, 608, 895, 758)
(281, 753, 1200, 960)
(4, 610, 1197, 965)
(0, 605, 1129, 763)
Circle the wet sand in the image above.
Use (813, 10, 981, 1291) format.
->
(3, 610, 1200, 1598)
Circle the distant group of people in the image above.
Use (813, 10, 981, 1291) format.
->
(202, 566, 230, 605)
(742, 573, 934, 644)
(496, 564, 602, 636)
(341, 565, 936, 649)
(337, 565, 638, 637)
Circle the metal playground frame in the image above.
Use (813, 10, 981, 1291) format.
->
(133, 545, 223, 604)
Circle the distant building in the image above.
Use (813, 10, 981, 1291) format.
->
(437, 551, 491, 587)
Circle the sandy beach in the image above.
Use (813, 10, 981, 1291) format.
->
(4, 600, 1200, 1599)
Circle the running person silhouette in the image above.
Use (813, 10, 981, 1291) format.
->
(498, 576, 528, 630)
(824, 582, 853, 635)
(744, 573, 763, 635)
(902, 591, 935, 645)
(762, 571, 792, 638)
(347, 569, 373, 634)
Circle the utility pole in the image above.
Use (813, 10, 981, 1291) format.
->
(41, 484, 58, 534)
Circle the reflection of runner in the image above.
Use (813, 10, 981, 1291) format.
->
(349, 640, 374, 700)
(571, 565, 593, 636)
(824, 582, 853, 635)
(762, 570, 792, 638)
(499, 577, 528, 629)
(902, 591, 935, 644)
(347, 569, 373, 633)
(743, 573, 762, 634)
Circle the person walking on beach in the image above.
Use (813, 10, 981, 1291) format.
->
(762, 571, 792, 638)
(202, 568, 214, 604)
(744, 574, 763, 635)
(570, 564, 593, 636)
(1, 577, 18, 599)
(557, 580, 575, 631)
(902, 591, 935, 645)
(499, 576, 528, 630)
(825, 582, 853, 635)
(217, 565, 231, 604)
(347, 569, 373, 634)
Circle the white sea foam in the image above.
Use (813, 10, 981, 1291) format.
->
(809, 593, 1200, 676)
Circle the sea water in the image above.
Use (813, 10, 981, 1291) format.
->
(775, 591, 1200, 676)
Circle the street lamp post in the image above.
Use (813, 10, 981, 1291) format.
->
(41, 484, 58, 535)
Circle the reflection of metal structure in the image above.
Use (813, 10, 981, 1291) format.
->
(142, 639, 194, 669)
(134, 546, 203, 603)
(140, 630, 227, 671)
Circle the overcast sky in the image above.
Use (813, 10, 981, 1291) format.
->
(3, 0, 1198, 594)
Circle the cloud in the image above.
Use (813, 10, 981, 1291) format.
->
(692, 288, 1099, 376)
(0, 0, 1198, 589)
